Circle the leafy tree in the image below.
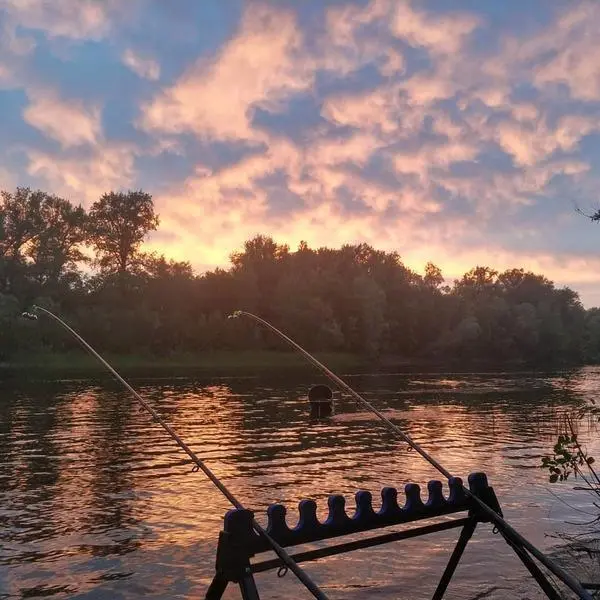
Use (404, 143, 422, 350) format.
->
(0, 187, 46, 260)
(353, 273, 387, 358)
(27, 196, 87, 287)
(0, 188, 45, 296)
(229, 235, 289, 323)
(424, 262, 444, 288)
(0, 183, 598, 367)
(0, 188, 87, 301)
(88, 190, 159, 274)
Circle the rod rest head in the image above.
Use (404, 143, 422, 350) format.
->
(467, 472, 502, 521)
(220, 472, 500, 554)
(216, 508, 256, 582)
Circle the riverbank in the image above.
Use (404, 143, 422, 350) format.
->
(0, 349, 582, 381)
(0, 350, 365, 379)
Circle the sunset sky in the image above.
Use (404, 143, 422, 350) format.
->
(2, 1, 600, 304)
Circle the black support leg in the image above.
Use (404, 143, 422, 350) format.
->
(502, 534, 562, 600)
(431, 519, 477, 600)
(205, 574, 229, 599)
(239, 572, 261, 600)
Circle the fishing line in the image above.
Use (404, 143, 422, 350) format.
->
(23, 306, 329, 600)
(232, 310, 592, 600)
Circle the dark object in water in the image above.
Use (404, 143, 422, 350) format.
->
(308, 384, 333, 417)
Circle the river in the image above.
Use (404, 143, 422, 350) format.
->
(1, 367, 599, 599)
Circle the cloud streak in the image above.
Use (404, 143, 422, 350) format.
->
(122, 48, 160, 81)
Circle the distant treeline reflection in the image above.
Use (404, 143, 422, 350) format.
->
(1, 186, 599, 366)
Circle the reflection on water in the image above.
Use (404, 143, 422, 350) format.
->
(1, 368, 599, 599)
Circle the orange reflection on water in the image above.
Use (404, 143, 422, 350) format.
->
(1, 369, 599, 598)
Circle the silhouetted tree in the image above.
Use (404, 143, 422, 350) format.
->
(88, 190, 158, 274)
(0, 184, 597, 366)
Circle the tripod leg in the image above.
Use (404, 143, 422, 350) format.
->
(432, 519, 477, 600)
(239, 571, 261, 600)
(205, 574, 229, 599)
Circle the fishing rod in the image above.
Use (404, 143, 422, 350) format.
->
(231, 310, 593, 600)
(22, 306, 329, 600)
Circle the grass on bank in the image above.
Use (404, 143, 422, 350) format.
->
(0, 349, 365, 378)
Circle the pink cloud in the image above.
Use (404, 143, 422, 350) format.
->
(321, 87, 403, 135)
(140, 4, 312, 141)
(308, 132, 382, 168)
(319, 0, 401, 76)
(482, 3, 600, 101)
(122, 48, 160, 81)
(0, 20, 36, 89)
(4, 0, 592, 303)
(23, 90, 102, 148)
(390, 1, 480, 55)
(0, 166, 15, 191)
(26, 144, 135, 203)
(0, 0, 119, 40)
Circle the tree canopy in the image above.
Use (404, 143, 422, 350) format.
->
(1, 185, 598, 367)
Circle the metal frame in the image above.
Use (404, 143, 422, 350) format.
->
(205, 473, 561, 600)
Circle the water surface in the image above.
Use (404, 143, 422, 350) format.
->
(1, 367, 599, 599)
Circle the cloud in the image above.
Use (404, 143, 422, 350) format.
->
(140, 3, 312, 141)
(480, 3, 600, 101)
(0, 19, 36, 89)
(122, 48, 160, 81)
(137, 1, 600, 301)
(321, 87, 404, 135)
(389, 1, 480, 56)
(23, 90, 102, 148)
(318, 0, 398, 76)
(525, 3, 600, 101)
(494, 115, 599, 167)
(4, 0, 600, 306)
(0, 166, 15, 191)
(0, 0, 117, 40)
(26, 143, 135, 203)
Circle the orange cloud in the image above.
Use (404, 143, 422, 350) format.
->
(406, 245, 600, 292)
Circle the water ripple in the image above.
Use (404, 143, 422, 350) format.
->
(1, 367, 599, 598)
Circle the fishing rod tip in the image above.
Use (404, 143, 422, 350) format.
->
(228, 310, 243, 319)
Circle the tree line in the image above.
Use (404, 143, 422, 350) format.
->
(1, 186, 598, 366)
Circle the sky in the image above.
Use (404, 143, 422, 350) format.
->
(1, 1, 600, 305)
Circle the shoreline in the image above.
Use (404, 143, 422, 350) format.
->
(0, 350, 586, 380)
(0, 350, 365, 379)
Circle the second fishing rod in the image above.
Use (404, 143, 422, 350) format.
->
(232, 310, 592, 600)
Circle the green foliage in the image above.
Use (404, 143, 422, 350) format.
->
(541, 432, 594, 482)
(541, 412, 600, 588)
(0, 185, 598, 365)
(88, 190, 159, 274)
